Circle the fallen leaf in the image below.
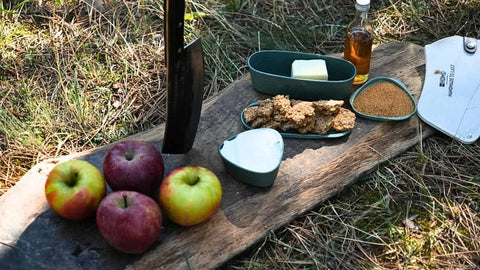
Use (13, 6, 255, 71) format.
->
(112, 82, 121, 90)
(403, 214, 420, 232)
(112, 100, 121, 108)
(7, 108, 26, 118)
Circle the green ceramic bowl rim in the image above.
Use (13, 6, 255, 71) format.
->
(247, 50, 357, 83)
(349, 77, 418, 121)
(217, 129, 284, 175)
(241, 102, 351, 139)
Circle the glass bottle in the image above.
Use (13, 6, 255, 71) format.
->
(344, 0, 373, 85)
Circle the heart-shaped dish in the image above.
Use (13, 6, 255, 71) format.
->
(218, 128, 284, 187)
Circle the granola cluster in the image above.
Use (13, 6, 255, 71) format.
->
(243, 95, 355, 134)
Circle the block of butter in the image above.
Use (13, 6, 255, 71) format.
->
(291, 59, 328, 80)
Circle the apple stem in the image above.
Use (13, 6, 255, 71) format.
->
(191, 176, 200, 186)
(122, 194, 128, 208)
(124, 151, 134, 161)
(66, 171, 79, 187)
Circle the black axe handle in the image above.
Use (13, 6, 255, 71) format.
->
(162, 0, 204, 154)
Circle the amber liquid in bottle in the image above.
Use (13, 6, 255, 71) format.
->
(344, 29, 373, 85)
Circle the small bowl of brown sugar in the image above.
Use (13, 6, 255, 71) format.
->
(349, 77, 417, 121)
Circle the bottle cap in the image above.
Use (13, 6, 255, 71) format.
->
(356, 0, 370, 5)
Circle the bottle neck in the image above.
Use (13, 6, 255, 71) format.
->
(358, 10, 368, 20)
(355, 4, 370, 24)
(356, 3, 370, 12)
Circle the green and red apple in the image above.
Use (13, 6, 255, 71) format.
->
(96, 191, 162, 254)
(103, 140, 164, 197)
(159, 166, 222, 226)
(45, 159, 106, 220)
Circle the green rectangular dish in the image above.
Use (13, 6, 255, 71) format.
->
(248, 50, 356, 100)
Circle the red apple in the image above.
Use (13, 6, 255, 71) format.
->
(103, 140, 164, 197)
(45, 159, 106, 220)
(96, 191, 162, 254)
(159, 166, 222, 226)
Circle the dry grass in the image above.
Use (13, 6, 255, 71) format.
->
(227, 137, 480, 269)
(1, 0, 479, 268)
(1, 0, 169, 192)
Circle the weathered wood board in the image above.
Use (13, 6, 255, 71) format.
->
(0, 42, 434, 269)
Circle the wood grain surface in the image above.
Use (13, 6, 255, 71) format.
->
(0, 42, 434, 270)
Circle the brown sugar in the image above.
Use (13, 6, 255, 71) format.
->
(353, 81, 414, 117)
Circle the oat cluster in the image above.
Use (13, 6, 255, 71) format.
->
(244, 95, 356, 134)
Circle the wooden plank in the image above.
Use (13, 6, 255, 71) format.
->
(0, 42, 433, 270)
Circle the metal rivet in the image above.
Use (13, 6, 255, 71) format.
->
(466, 41, 476, 49)
(177, 48, 182, 54)
(178, 22, 183, 28)
(467, 133, 473, 139)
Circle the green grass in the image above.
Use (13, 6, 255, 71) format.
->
(1, 0, 480, 268)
